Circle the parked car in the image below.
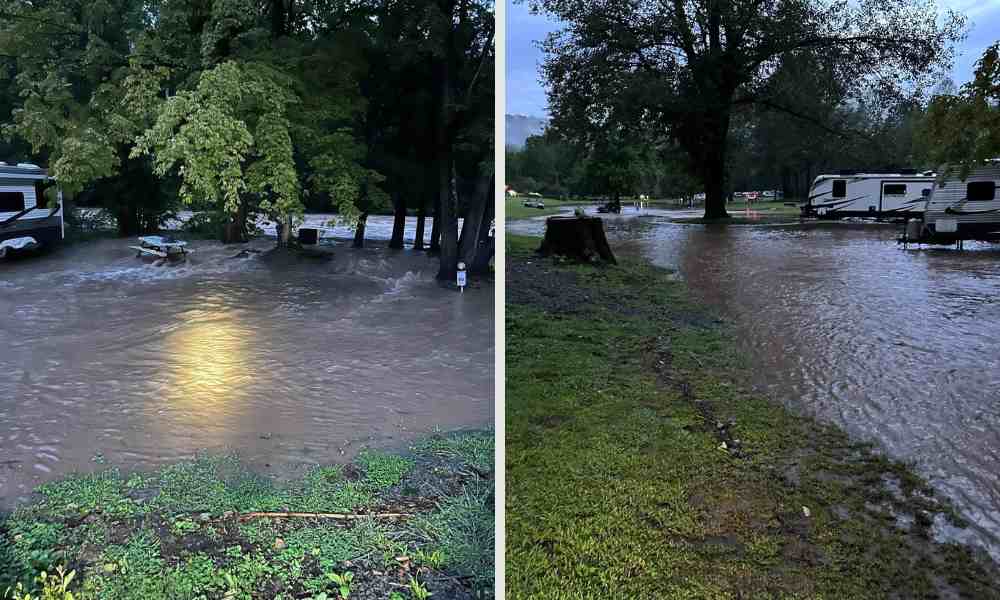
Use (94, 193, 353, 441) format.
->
(522, 199, 546, 209)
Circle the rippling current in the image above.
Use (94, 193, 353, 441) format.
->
(513, 206, 1000, 557)
(0, 223, 493, 508)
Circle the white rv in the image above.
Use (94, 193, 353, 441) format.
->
(801, 172, 935, 219)
(917, 162, 1000, 243)
(0, 162, 63, 256)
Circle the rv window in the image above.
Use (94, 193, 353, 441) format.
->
(0, 191, 25, 212)
(968, 181, 996, 202)
(921, 188, 931, 197)
(884, 184, 906, 195)
(832, 180, 847, 197)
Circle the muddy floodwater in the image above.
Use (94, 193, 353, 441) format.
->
(0, 231, 493, 508)
(514, 207, 1000, 557)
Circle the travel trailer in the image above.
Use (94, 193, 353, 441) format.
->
(0, 162, 63, 256)
(801, 172, 935, 219)
(910, 162, 1000, 243)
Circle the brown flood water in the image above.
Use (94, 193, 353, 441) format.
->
(0, 237, 493, 508)
(512, 207, 1000, 557)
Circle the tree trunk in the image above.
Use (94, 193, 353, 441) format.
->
(700, 118, 730, 220)
(353, 212, 368, 248)
(469, 173, 495, 275)
(222, 201, 248, 244)
(278, 214, 292, 246)
(458, 176, 488, 266)
(436, 155, 458, 281)
(429, 184, 442, 253)
(539, 216, 616, 264)
(413, 204, 426, 250)
(389, 192, 406, 249)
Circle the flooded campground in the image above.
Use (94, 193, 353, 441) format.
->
(0, 216, 493, 508)
(512, 206, 1000, 557)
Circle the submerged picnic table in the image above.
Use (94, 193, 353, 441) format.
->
(130, 236, 190, 259)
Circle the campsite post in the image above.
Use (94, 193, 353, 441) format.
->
(457, 262, 467, 293)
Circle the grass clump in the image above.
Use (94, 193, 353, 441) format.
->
(413, 478, 495, 594)
(411, 431, 494, 472)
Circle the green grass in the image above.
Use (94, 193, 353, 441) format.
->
(0, 431, 494, 600)
(505, 197, 595, 220)
(505, 233, 999, 599)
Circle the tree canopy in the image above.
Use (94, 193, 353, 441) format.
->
(919, 43, 1000, 178)
(1, 0, 494, 275)
(527, 0, 965, 218)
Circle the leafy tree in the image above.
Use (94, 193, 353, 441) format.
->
(0, 0, 178, 235)
(131, 61, 303, 243)
(919, 43, 1000, 178)
(528, 0, 965, 219)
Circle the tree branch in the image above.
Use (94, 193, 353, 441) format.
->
(733, 94, 870, 140)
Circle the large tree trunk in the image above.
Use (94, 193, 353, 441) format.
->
(413, 204, 426, 250)
(699, 117, 730, 219)
(389, 192, 406, 249)
(353, 212, 368, 248)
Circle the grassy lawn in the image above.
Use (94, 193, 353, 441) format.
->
(723, 200, 802, 214)
(505, 197, 594, 220)
(0, 432, 494, 600)
(505, 233, 999, 599)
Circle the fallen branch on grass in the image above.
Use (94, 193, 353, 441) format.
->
(236, 511, 411, 521)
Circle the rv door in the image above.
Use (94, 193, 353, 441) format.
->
(880, 182, 907, 213)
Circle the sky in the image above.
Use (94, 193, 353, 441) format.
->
(505, 0, 1000, 118)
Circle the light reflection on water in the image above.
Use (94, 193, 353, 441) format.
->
(0, 237, 493, 507)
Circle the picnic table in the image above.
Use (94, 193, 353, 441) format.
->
(130, 236, 190, 259)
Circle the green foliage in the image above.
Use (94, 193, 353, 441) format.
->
(325, 571, 353, 599)
(407, 576, 432, 600)
(6, 521, 66, 582)
(4, 566, 76, 600)
(33, 470, 142, 518)
(0, 440, 493, 599)
(131, 61, 298, 217)
(356, 451, 413, 491)
(920, 43, 1000, 177)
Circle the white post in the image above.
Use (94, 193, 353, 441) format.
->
(457, 261, 467, 293)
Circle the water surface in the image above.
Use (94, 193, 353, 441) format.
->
(0, 234, 493, 507)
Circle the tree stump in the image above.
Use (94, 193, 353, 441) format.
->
(538, 216, 616, 264)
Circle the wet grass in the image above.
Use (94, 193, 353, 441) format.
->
(505, 198, 593, 220)
(0, 431, 494, 600)
(505, 233, 1000, 599)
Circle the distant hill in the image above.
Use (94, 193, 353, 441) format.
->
(506, 114, 548, 149)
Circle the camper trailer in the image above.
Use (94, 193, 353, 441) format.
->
(915, 162, 1000, 243)
(801, 172, 935, 219)
(0, 162, 63, 256)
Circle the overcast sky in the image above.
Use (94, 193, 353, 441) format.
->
(505, 0, 1000, 117)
